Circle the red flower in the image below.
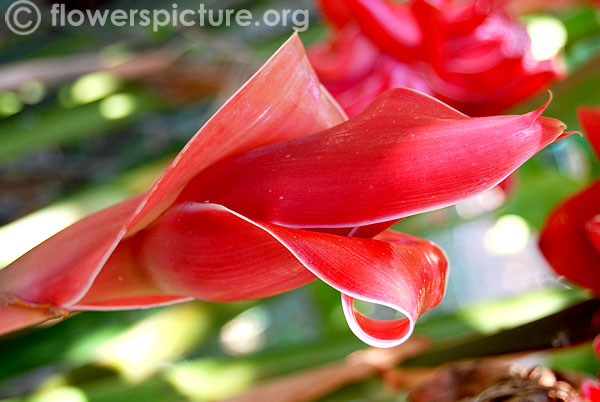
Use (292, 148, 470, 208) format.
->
(539, 107, 600, 294)
(310, 0, 563, 117)
(582, 378, 600, 402)
(541, 107, 600, 395)
(0, 34, 570, 347)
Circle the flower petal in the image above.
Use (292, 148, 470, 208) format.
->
(342, 0, 422, 58)
(70, 239, 193, 310)
(124, 33, 346, 233)
(0, 33, 346, 334)
(424, 60, 562, 116)
(77, 203, 447, 347)
(539, 180, 600, 294)
(581, 378, 600, 402)
(577, 106, 600, 159)
(308, 24, 380, 93)
(74, 203, 316, 308)
(328, 55, 432, 118)
(179, 89, 569, 229)
(0, 196, 143, 306)
(315, 0, 353, 29)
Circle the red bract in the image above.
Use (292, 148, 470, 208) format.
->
(539, 107, 600, 294)
(0, 34, 570, 347)
(310, 0, 563, 117)
(582, 378, 600, 402)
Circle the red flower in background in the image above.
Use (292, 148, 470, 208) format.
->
(310, 0, 563, 117)
(0, 34, 571, 347)
(582, 378, 600, 401)
(540, 107, 600, 369)
(540, 107, 600, 294)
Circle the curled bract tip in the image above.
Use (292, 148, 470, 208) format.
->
(527, 90, 553, 123)
(342, 295, 415, 348)
(562, 130, 583, 139)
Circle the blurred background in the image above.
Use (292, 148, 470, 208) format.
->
(1, 0, 600, 401)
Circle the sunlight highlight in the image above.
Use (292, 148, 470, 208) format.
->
(219, 306, 270, 355)
(97, 304, 210, 382)
(29, 386, 88, 402)
(99, 93, 137, 120)
(167, 360, 255, 400)
(484, 214, 531, 256)
(71, 72, 120, 104)
(525, 16, 567, 61)
(0, 91, 23, 117)
(19, 80, 46, 105)
(0, 205, 81, 268)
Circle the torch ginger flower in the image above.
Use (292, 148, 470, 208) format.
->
(309, 0, 563, 117)
(0, 34, 572, 347)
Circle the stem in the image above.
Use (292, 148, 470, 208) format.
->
(404, 299, 600, 367)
